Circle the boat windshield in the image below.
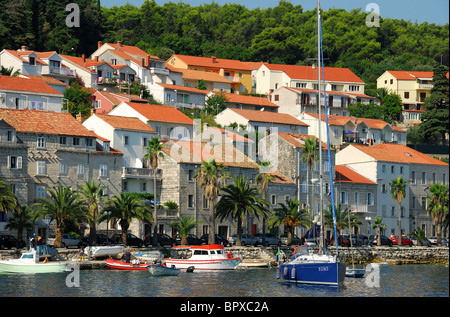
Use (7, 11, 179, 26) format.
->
(22, 254, 34, 259)
(294, 246, 309, 255)
(193, 250, 208, 255)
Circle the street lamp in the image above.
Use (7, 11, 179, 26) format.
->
(105, 211, 112, 244)
(365, 216, 372, 244)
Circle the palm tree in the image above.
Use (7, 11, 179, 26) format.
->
(301, 137, 319, 212)
(0, 66, 21, 76)
(390, 176, 407, 245)
(372, 217, 386, 246)
(5, 205, 34, 242)
(79, 180, 104, 246)
(215, 176, 269, 246)
(426, 183, 449, 246)
(0, 178, 18, 215)
(174, 215, 201, 246)
(99, 193, 152, 246)
(324, 203, 349, 235)
(267, 199, 310, 246)
(255, 160, 274, 246)
(33, 185, 87, 248)
(411, 227, 426, 246)
(195, 159, 228, 245)
(143, 137, 165, 247)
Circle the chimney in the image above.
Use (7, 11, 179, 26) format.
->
(117, 41, 122, 49)
(146, 55, 150, 67)
(76, 113, 85, 123)
(82, 54, 86, 66)
(90, 108, 95, 115)
(97, 41, 102, 49)
(94, 56, 98, 62)
(211, 56, 216, 63)
(141, 58, 145, 67)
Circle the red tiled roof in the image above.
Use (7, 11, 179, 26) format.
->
(93, 114, 156, 133)
(20, 75, 67, 86)
(216, 92, 278, 108)
(350, 143, 448, 166)
(106, 43, 162, 61)
(171, 54, 252, 71)
(0, 75, 62, 95)
(166, 65, 232, 84)
(229, 108, 308, 126)
(335, 165, 376, 184)
(124, 102, 194, 125)
(0, 108, 97, 137)
(387, 70, 450, 80)
(264, 63, 364, 83)
(277, 132, 330, 150)
(162, 140, 258, 168)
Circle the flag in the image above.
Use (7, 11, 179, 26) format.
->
(425, 182, 430, 190)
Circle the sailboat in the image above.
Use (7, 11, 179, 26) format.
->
(345, 212, 365, 278)
(276, 0, 346, 286)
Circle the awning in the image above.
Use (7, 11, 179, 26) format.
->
(344, 130, 359, 134)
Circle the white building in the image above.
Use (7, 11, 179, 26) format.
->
(0, 75, 64, 112)
(336, 143, 449, 236)
(82, 113, 159, 195)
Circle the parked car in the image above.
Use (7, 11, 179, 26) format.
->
(228, 234, 259, 246)
(81, 233, 110, 247)
(370, 235, 393, 247)
(411, 237, 432, 247)
(390, 235, 413, 246)
(200, 234, 230, 246)
(144, 233, 175, 247)
(429, 236, 448, 246)
(330, 235, 351, 247)
(0, 234, 25, 249)
(254, 233, 281, 246)
(280, 234, 302, 246)
(111, 233, 143, 247)
(47, 234, 82, 248)
(175, 234, 202, 246)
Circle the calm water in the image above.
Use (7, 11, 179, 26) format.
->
(0, 264, 448, 297)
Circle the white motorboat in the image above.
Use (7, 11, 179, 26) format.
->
(84, 245, 125, 257)
(165, 244, 241, 271)
(0, 249, 67, 273)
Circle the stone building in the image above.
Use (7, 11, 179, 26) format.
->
(0, 108, 123, 239)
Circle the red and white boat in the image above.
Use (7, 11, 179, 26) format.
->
(105, 259, 150, 271)
(165, 244, 241, 271)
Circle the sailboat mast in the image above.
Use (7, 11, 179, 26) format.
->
(317, 0, 325, 252)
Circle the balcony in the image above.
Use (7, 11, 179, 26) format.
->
(122, 167, 162, 179)
(41, 65, 76, 77)
(418, 83, 433, 89)
(224, 76, 241, 83)
(350, 204, 369, 214)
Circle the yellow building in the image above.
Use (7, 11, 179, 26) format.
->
(167, 54, 253, 94)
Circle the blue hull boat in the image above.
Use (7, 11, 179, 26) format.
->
(277, 251, 346, 286)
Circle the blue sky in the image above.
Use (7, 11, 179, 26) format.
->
(102, 0, 449, 25)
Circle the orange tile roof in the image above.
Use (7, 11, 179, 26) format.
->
(166, 65, 232, 84)
(94, 90, 147, 106)
(335, 165, 376, 184)
(124, 102, 194, 125)
(156, 83, 209, 95)
(268, 170, 295, 185)
(229, 108, 308, 126)
(216, 92, 278, 108)
(0, 75, 62, 95)
(20, 75, 67, 86)
(264, 63, 364, 83)
(4, 49, 47, 65)
(387, 70, 450, 80)
(351, 143, 448, 166)
(93, 114, 156, 133)
(171, 54, 252, 71)
(0, 108, 97, 137)
(277, 132, 330, 150)
(162, 140, 259, 168)
(106, 43, 162, 61)
(60, 55, 104, 73)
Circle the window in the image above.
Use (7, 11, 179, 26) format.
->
(382, 165, 386, 173)
(296, 83, 307, 88)
(142, 137, 147, 146)
(404, 92, 409, 99)
(381, 184, 387, 193)
(340, 192, 348, 204)
(349, 85, 360, 92)
(421, 172, 426, 185)
(391, 165, 395, 173)
(123, 135, 129, 145)
(123, 181, 128, 192)
(354, 192, 359, 205)
(188, 170, 194, 182)
(73, 137, 80, 146)
(203, 196, 208, 209)
(285, 195, 290, 204)
(411, 171, 416, 184)
(188, 195, 194, 208)
(59, 162, 68, 175)
(37, 136, 46, 148)
(368, 193, 374, 206)
(99, 164, 108, 177)
(8, 156, 22, 169)
(59, 136, 67, 145)
(77, 163, 85, 175)
(400, 166, 404, 174)
(29, 57, 36, 66)
(271, 195, 276, 205)
(7, 131, 14, 142)
(141, 182, 147, 192)
(36, 161, 46, 175)
(86, 138, 93, 147)
(36, 186, 46, 199)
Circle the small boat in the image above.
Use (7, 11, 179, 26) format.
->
(0, 249, 67, 273)
(165, 244, 241, 271)
(105, 258, 150, 271)
(345, 268, 365, 278)
(85, 245, 125, 257)
(147, 264, 181, 276)
(134, 251, 161, 262)
(238, 259, 270, 268)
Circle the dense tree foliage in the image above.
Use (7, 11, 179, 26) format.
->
(1, 0, 447, 86)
